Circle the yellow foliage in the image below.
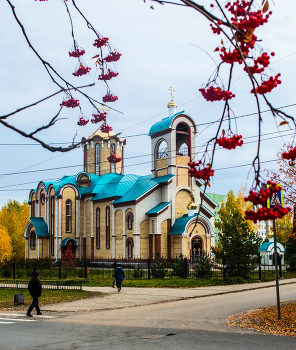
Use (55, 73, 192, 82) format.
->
(0, 225, 12, 267)
(236, 185, 258, 233)
(0, 200, 29, 261)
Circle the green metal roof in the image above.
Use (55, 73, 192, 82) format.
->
(146, 202, 170, 215)
(60, 238, 80, 247)
(169, 213, 214, 235)
(29, 217, 49, 237)
(112, 174, 174, 204)
(148, 111, 185, 135)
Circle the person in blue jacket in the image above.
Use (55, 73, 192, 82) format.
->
(114, 264, 125, 292)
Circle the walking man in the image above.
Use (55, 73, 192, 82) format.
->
(114, 264, 125, 292)
(26, 270, 42, 317)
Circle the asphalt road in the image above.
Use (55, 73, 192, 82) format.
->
(1, 283, 295, 349)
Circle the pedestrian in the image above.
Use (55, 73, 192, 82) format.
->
(114, 264, 125, 292)
(26, 270, 42, 317)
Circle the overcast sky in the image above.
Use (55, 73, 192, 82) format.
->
(0, 0, 296, 207)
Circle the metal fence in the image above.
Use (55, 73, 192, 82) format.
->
(1, 255, 296, 282)
(0, 280, 82, 290)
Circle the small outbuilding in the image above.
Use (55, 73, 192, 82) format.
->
(259, 239, 285, 266)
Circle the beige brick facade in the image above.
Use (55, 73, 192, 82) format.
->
(175, 189, 191, 220)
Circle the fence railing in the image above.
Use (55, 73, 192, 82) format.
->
(0, 279, 82, 290)
(1, 255, 296, 282)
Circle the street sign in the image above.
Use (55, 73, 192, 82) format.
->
(267, 183, 284, 209)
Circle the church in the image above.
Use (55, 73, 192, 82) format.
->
(24, 91, 217, 261)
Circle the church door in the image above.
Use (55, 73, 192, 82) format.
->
(191, 236, 203, 257)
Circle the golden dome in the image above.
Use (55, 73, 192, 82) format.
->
(188, 201, 197, 210)
(167, 100, 177, 108)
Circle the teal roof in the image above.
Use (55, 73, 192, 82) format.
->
(30, 217, 49, 237)
(146, 202, 170, 215)
(169, 213, 214, 235)
(112, 174, 174, 204)
(60, 238, 79, 247)
(201, 204, 215, 217)
(259, 241, 285, 252)
(148, 111, 185, 135)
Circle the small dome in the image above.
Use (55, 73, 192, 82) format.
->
(167, 100, 177, 108)
(188, 201, 197, 210)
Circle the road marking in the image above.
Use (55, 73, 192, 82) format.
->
(0, 317, 36, 322)
(0, 313, 54, 318)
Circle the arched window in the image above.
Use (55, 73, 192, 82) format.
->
(84, 145, 87, 172)
(96, 143, 100, 175)
(41, 193, 45, 205)
(30, 231, 36, 250)
(111, 143, 116, 173)
(156, 140, 168, 159)
(176, 122, 190, 157)
(96, 208, 100, 249)
(66, 199, 72, 233)
(31, 200, 35, 217)
(126, 212, 133, 230)
(50, 196, 55, 256)
(106, 206, 110, 249)
(126, 238, 134, 259)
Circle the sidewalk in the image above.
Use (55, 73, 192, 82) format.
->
(42, 278, 296, 313)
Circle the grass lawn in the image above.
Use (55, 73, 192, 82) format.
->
(0, 288, 102, 310)
(228, 302, 296, 336)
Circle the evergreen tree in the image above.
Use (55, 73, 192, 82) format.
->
(213, 190, 262, 278)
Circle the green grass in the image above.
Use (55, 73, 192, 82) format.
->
(0, 288, 101, 309)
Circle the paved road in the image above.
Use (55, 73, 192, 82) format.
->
(1, 281, 295, 349)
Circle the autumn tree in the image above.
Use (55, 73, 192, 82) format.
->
(0, 225, 12, 267)
(0, 200, 29, 261)
(213, 190, 262, 278)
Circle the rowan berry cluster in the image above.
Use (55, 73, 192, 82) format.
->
(91, 112, 107, 124)
(102, 94, 118, 103)
(107, 153, 122, 164)
(104, 52, 122, 62)
(188, 161, 215, 181)
(244, 181, 281, 206)
(73, 66, 91, 77)
(282, 147, 296, 161)
(199, 86, 235, 102)
(217, 134, 243, 150)
(251, 74, 281, 95)
(210, 23, 221, 35)
(69, 49, 85, 58)
(218, 47, 243, 64)
(98, 71, 119, 81)
(245, 206, 291, 223)
(100, 124, 113, 133)
(77, 116, 89, 126)
(60, 98, 80, 108)
(93, 37, 109, 48)
(245, 52, 272, 74)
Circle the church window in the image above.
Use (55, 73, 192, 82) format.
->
(156, 140, 168, 159)
(41, 193, 45, 205)
(31, 200, 35, 217)
(96, 144, 100, 175)
(126, 238, 134, 259)
(176, 122, 190, 157)
(96, 208, 100, 249)
(127, 212, 133, 230)
(84, 145, 87, 172)
(30, 231, 36, 250)
(66, 199, 72, 233)
(106, 206, 110, 249)
(111, 144, 116, 173)
(128, 241, 132, 258)
(50, 196, 55, 256)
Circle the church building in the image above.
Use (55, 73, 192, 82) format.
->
(24, 92, 217, 260)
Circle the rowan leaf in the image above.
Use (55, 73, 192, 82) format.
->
(279, 121, 289, 126)
(222, 129, 225, 137)
(243, 27, 254, 42)
(92, 54, 101, 59)
(263, 0, 269, 12)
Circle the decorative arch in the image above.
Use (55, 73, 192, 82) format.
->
(60, 184, 79, 197)
(155, 138, 168, 159)
(126, 237, 134, 259)
(171, 186, 199, 224)
(186, 215, 213, 238)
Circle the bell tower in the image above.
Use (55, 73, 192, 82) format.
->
(149, 87, 198, 186)
(81, 129, 126, 176)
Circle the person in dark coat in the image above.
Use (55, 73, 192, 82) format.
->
(114, 264, 125, 292)
(26, 271, 42, 317)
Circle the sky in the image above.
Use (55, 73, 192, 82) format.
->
(0, 0, 296, 208)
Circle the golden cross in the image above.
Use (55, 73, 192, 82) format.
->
(168, 85, 175, 100)
(97, 104, 110, 113)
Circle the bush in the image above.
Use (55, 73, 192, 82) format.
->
(194, 252, 213, 279)
(151, 253, 167, 279)
(133, 264, 144, 279)
(172, 254, 188, 278)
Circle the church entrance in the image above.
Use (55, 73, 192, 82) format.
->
(61, 239, 77, 259)
(191, 236, 203, 257)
